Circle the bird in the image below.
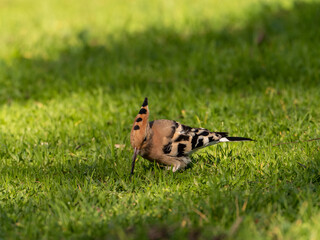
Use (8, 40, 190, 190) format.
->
(130, 97, 253, 174)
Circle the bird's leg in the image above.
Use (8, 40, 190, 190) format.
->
(159, 156, 187, 172)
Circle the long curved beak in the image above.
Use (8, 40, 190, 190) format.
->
(131, 148, 139, 175)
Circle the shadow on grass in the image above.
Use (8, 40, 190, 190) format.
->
(1, 2, 320, 238)
(1, 1, 320, 104)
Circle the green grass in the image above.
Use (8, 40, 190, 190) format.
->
(1, 0, 320, 239)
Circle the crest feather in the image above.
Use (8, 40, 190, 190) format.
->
(130, 98, 149, 149)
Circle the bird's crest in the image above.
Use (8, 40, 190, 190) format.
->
(130, 97, 149, 149)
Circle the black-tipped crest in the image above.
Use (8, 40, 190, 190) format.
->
(130, 97, 150, 150)
(142, 97, 148, 107)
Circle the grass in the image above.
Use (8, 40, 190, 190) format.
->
(0, 0, 320, 239)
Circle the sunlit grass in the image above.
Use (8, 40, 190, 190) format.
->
(0, 0, 320, 239)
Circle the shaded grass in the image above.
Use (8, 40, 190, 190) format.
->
(0, 0, 320, 239)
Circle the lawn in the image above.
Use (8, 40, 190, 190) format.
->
(0, 0, 320, 239)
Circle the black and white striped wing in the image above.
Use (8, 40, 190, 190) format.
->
(167, 121, 227, 157)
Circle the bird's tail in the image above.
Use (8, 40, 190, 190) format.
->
(219, 137, 253, 142)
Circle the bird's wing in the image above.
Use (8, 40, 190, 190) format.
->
(165, 121, 227, 157)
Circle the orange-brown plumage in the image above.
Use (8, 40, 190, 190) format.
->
(130, 98, 253, 174)
(130, 97, 149, 150)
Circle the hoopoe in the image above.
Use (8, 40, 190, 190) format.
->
(130, 98, 253, 174)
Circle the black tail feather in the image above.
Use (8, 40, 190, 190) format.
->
(226, 137, 253, 141)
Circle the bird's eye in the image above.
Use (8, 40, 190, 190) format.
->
(143, 137, 147, 142)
